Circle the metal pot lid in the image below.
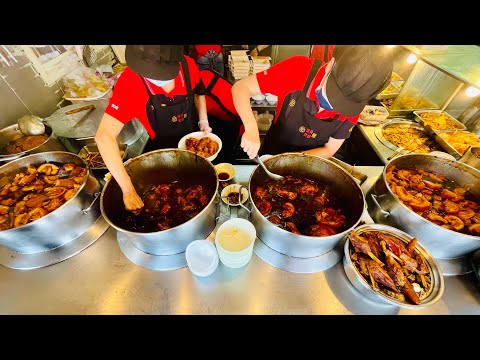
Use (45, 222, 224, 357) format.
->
(45, 99, 108, 139)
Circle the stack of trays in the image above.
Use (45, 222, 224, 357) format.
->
(228, 51, 252, 80)
(251, 56, 271, 74)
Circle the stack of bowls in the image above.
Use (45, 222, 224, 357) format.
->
(185, 240, 219, 277)
(215, 218, 256, 268)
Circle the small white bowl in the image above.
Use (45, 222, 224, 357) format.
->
(265, 94, 278, 105)
(178, 131, 222, 162)
(186, 240, 219, 277)
(252, 94, 266, 104)
(215, 163, 236, 181)
(221, 184, 248, 206)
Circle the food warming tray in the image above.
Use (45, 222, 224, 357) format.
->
(413, 110, 467, 135)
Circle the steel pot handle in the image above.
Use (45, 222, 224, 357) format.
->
(81, 192, 100, 214)
(370, 193, 390, 218)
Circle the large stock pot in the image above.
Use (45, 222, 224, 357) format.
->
(0, 151, 100, 254)
(248, 153, 366, 258)
(366, 153, 480, 258)
(100, 149, 219, 256)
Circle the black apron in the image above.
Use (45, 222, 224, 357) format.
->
(260, 59, 345, 155)
(141, 58, 199, 152)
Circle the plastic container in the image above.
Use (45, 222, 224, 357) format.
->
(252, 94, 266, 104)
(185, 240, 219, 277)
(265, 94, 278, 105)
(215, 218, 256, 268)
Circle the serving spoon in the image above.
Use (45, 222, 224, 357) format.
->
(254, 155, 284, 181)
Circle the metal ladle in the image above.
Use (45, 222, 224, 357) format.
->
(254, 155, 284, 181)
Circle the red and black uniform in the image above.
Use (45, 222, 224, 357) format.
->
(256, 55, 358, 155)
(200, 69, 242, 163)
(105, 55, 205, 151)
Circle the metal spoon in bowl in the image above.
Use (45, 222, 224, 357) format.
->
(254, 155, 284, 181)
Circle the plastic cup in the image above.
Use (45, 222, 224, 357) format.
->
(215, 218, 256, 268)
(185, 240, 219, 277)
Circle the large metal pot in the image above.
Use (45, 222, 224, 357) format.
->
(248, 153, 366, 258)
(46, 100, 145, 153)
(100, 149, 219, 256)
(0, 123, 55, 162)
(0, 151, 100, 254)
(366, 153, 480, 258)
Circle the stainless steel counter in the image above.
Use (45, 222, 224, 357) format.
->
(356, 124, 395, 164)
(0, 165, 479, 315)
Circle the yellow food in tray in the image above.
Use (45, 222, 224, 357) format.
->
(383, 127, 441, 153)
(419, 112, 463, 130)
(438, 131, 480, 155)
(379, 83, 398, 95)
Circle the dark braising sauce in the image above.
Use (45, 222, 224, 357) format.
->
(252, 174, 348, 237)
(218, 172, 230, 181)
(114, 178, 213, 233)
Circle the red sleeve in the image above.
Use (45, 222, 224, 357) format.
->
(256, 56, 312, 98)
(184, 56, 205, 95)
(105, 67, 149, 125)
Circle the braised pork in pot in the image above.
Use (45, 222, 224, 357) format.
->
(252, 175, 348, 236)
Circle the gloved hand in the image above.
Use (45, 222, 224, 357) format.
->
(198, 119, 212, 134)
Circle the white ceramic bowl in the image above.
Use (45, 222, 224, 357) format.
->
(215, 218, 256, 268)
(185, 240, 219, 277)
(265, 94, 278, 105)
(214, 163, 236, 181)
(178, 131, 222, 162)
(252, 94, 266, 104)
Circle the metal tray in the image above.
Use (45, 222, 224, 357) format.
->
(433, 130, 480, 160)
(375, 82, 400, 100)
(374, 119, 427, 151)
(380, 99, 438, 118)
(413, 110, 467, 135)
(78, 143, 128, 170)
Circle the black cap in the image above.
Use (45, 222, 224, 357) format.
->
(326, 45, 393, 116)
(125, 45, 184, 80)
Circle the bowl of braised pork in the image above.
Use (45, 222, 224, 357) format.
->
(178, 131, 222, 162)
(344, 224, 444, 309)
(248, 153, 366, 258)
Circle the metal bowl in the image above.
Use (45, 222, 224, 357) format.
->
(343, 223, 445, 309)
(0, 123, 54, 162)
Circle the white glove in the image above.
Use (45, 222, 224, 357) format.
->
(198, 119, 212, 134)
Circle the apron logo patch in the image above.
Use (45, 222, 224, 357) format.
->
(172, 116, 177, 123)
(299, 126, 317, 139)
(289, 99, 296, 107)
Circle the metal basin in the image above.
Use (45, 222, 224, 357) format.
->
(248, 153, 366, 258)
(100, 149, 219, 256)
(0, 123, 54, 162)
(367, 153, 480, 258)
(0, 151, 100, 254)
(458, 146, 480, 170)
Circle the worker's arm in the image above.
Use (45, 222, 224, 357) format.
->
(232, 75, 262, 159)
(302, 137, 345, 158)
(194, 94, 211, 133)
(95, 113, 144, 213)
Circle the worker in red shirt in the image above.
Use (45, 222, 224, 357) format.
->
(95, 45, 211, 213)
(232, 45, 393, 159)
(191, 45, 224, 75)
